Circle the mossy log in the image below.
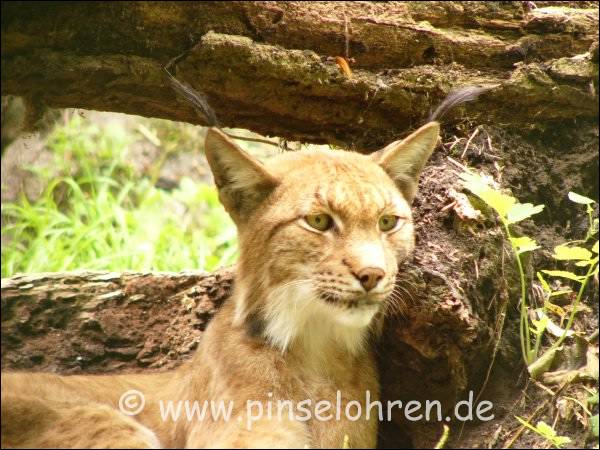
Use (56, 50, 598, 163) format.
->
(1, 1, 598, 150)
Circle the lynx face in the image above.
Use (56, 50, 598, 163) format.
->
(204, 123, 439, 353)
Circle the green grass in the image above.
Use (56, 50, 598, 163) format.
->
(1, 114, 237, 277)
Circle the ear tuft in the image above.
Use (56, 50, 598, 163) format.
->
(371, 122, 440, 203)
(204, 128, 279, 222)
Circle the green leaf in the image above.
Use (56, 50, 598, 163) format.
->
(480, 190, 517, 219)
(460, 172, 517, 218)
(568, 191, 595, 205)
(536, 421, 557, 438)
(536, 421, 571, 448)
(515, 416, 537, 433)
(506, 202, 545, 224)
(537, 272, 551, 293)
(548, 289, 572, 298)
(541, 270, 585, 283)
(544, 300, 566, 317)
(459, 171, 489, 195)
(530, 315, 549, 336)
(510, 236, 540, 254)
(515, 417, 571, 448)
(593, 241, 599, 254)
(552, 436, 572, 448)
(553, 245, 593, 261)
(528, 347, 560, 380)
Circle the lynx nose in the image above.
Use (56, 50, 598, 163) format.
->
(355, 268, 385, 292)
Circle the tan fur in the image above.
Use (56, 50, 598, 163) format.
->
(1, 122, 440, 448)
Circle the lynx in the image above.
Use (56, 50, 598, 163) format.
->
(1, 119, 440, 448)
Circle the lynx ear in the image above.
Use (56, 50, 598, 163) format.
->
(371, 122, 440, 203)
(204, 128, 280, 222)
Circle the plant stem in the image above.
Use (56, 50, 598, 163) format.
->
(585, 204, 595, 241)
(504, 222, 532, 365)
(532, 329, 543, 363)
(554, 260, 597, 348)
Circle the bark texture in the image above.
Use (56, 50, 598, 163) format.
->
(1, 1, 598, 150)
(1, 269, 234, 372)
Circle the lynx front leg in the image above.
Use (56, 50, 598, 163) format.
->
(186, 416, 311, 449)
(2, 394, 161, 449)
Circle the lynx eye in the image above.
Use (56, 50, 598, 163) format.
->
(379, 215, 400, 232)
(305, 214, 333, 231)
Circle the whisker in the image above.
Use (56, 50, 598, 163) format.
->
(384, 296, 406, 319)
(385, 290, 412, 318)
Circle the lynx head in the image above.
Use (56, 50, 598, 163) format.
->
(204, 123, 439, 354)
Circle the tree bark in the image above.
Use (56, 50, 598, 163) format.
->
(1, 269, 234, 371)
(1, 1, 598, 150)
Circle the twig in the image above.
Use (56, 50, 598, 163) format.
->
(485, 133, 493, 155)
(446, 156, 469, 171)
(343, 13, 350, 60)
(461, 127, 480, 159)
(487, 425, 504, 449)
(532, 379, 555, 396)
(137, 124, 161, 147)
(562, 396, 592, 416)
(473, 302, 507, 407)
(221, 132, 280, 148)
(503, 375, 575, 448)
(504, 401, 547, 447)
(460, 239, 509, 441)
(487, 293, 497, 311)
(441, 201, 457, 212)
(445, 136, 464, 151)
